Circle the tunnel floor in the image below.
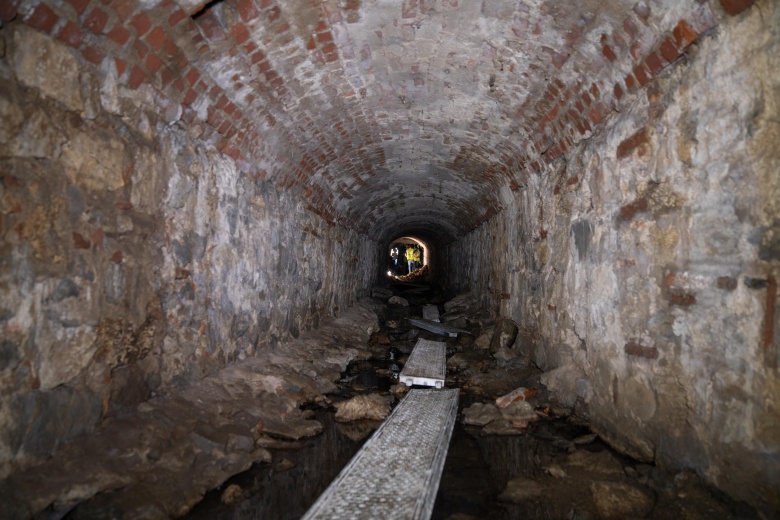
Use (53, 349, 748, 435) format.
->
(182, 284, 758, 520)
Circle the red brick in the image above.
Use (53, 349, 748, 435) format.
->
(276, 21, 290, 34)
(625, 73, 636, 91)
(659, 36, 681, 63)
(81, 44, 106, 64)
(183, 88, 198, 105)
(616, 127, 648, 159)
(147, 26, 166, 50)
(185, 67, 201, 86)
(601, 45, 617, 61)
(84, 8, 109, 34)
(588, 102, 609, 125)
(645, 51, 664, 76)
(160, 67, 174, 86)
(134, 39, 149, 59)
(107, 25, 132, 46)
(673, 19, 698, 50)
(624, 342, 659, 359)
(65, 0, 89, 16)
(110, 251, 123, 264)
(230, 23, 250, 44)
(130, 12, 152, 36)
(0, 0, 20, 21)
(168, 8, 187, 26)
(217, 120, 231, 135)
(720, 0, 754, 16)
(581, 91, 592, 106)
(128, 65, 147, 89)
(316, 31, 334, 44)
(145, 53, 163, 74)
(257, 59, 271, 73)
(114, 57, 127, 76)
(56, 21, 85, 48)
(72, 232, 91, 249)
(669, 290, 696, 306)
(111, 0, 136, 19)
(237, 0, 260, 22)
(164, 39, 179, 58)
(25, 3, 59, 33)
(614, 82, 624, 100)
(633, 63, 650, 86)
(173, 78, 185, 93)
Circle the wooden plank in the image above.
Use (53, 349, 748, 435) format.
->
(302, 389, 459, 520)
(407, 317, 465, 338)
(399, 338, 446, 388)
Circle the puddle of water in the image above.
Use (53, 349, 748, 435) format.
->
(184, 410, 367, 520)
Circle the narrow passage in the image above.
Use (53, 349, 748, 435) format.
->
(187, 283, 758, 520)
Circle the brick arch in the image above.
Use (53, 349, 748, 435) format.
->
(2, 0, 736, 238)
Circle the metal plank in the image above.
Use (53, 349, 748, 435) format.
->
(407, 317, 465, 338)
(302, 389, 459, 520)
(422, 305, 440, 323)
(399, 339, 446, 388)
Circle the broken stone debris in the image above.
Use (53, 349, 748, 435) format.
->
(490, 318, 519, 353)
(498, 477, 544, 503)
(388, 295, 409, 307)
(589, 481, 655, 519)
(0, 300, 380, 519)
(495, 386, 538, 408)
(334, 394, 392, 422)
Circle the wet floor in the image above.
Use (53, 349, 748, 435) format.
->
(186, 285, 758, 520)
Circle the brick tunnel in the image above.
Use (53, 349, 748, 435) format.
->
(0, 0, 778, 517)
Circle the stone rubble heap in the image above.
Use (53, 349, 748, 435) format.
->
(0, 300, 380, 519)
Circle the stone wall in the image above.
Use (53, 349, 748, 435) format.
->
(450, 3, 779, 515)
(0, 24, 378, 478)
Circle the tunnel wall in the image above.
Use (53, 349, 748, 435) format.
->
(0, 24, 378, 477)
(449, 4, 779, 514)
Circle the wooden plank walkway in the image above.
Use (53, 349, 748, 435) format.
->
(407, 317, 465, 338)
(422, 304, 440, 322)
(302, 388, 459, 520)
(399, 338, 446, 388)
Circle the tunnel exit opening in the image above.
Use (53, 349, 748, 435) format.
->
(386, 236, 430, 282)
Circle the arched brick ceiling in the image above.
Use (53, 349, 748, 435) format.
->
(28, 0, 718, 242)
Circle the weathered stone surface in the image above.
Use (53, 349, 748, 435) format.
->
(11, 27, 83, 112)
(0, 300, 380, 518)
(498, 400, 538, 426)
(462, 402, 501, 427)
(490, 319, 519, 353)
(565, 449, 625, 478)
(498, 477, 543, 503)
(388, 296, 409, 307)
(590, 481, 655, 519)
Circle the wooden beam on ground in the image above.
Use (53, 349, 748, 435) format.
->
(407, 317, 465, 338)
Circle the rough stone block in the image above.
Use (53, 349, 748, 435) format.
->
(11, 27, 84, 113)
(61, 131, 126, 191)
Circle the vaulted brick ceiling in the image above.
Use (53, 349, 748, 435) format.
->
(47, 0, 717, 242)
